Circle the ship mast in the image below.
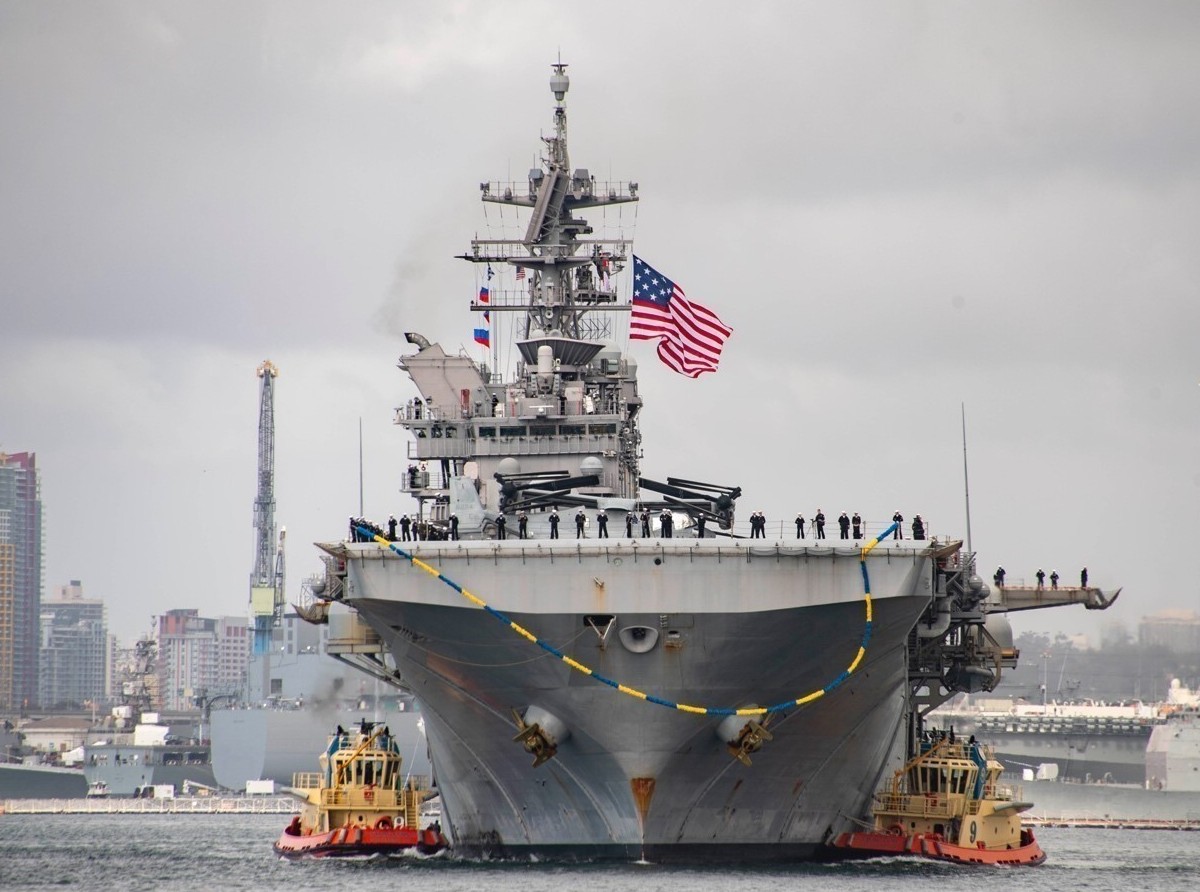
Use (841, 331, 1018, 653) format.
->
(464, 61, 639, 343)
(392, 63, 662, 531)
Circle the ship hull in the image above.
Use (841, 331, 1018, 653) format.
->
(1022, 777, 1200, 821)
(0, 762, 89, 799)
(957, 717, 1152, 784)
(274, 817, 448, 859)
(210, 707, 429, 791)
(832, 828, 1046, 866)
(338, 538, 936, 861)
(82, 744, 215, 796)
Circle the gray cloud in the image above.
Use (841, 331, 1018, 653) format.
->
(2, 1, 1197, 644)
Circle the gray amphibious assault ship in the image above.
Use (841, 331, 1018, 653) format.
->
(311, 63, 1116, 862)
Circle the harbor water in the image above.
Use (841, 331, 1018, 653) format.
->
(0, 814, 1196, 891)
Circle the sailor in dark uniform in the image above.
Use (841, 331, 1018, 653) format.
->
(994, 566, 1006, 587)
(814, 509, 826, 539)
(495, 514, 507, 540)
(640, 508, 651, 538)
(518, 511, 529, 539)
(838, 512, 850, 539)
(1050, 569, 1059, 589)
(575, 509, 586, 538)
(660, 508, 673, 538)
(1036, 568, 1045, 588)
(387, 515, 397, 541)
(696, 515, 706, 538)
(449, 514, 459, 540)
(625, 511, 635, 537)
(1080, 567, 1088, 588)
(851, 512, 862, 539)
(597, 510, 609, 538)
(795, 514, 805, 538)
(912, 514, 925, 540)
(399, 515, 412, 542)
(892, 511, 904, 539)
(549, 509, 560, 539)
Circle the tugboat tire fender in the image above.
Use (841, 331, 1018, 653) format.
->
(374, 816, 393, 830)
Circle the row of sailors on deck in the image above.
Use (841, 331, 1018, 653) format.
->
(352, 515, 459, 543)
(494, 507, 687, 540)
(993, 566, 1089, 589)
(356, 509, 931, 543)
(788, 511, 926, 541)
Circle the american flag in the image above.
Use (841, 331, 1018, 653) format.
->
(630, 256, 732, 378)
(515, 264, 526, 280)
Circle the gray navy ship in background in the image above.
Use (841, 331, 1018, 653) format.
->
(297, 63, 1114, 861)
(2, 640, 216, 799)
(81, 638, 216, 796)
(208, 626, 431, 791)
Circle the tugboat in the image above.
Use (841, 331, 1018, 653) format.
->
(274, 720, 448, 859)
(831, 732, 1046, 866)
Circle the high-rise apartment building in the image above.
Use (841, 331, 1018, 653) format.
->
(156, 609, 250, 710)
(0, 452, 42, 709)
(1139, 610, 1200, 655)
(39, 580, 110, 708)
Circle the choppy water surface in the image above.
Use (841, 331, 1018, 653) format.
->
(0, 814, 1196, 891)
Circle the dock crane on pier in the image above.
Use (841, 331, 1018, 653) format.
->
(250, 360, 285, 654)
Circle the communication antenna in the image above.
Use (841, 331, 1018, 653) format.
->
(961, 403, 973, 559)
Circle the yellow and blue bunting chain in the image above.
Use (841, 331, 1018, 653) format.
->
(356, 523, 896, 716)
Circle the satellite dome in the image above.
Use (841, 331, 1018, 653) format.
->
(579, 456, 603, 477)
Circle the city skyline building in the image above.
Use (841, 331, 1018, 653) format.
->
(1139, 609, 1200, 656)
(0, 452, 42, 709)
(38, 579, 110, 708)
(156, 608, 250, 710)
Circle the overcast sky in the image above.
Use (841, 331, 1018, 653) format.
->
(2, 2, 1198, 650)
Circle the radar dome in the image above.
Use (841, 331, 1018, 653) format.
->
(496, 457, 522, 477)
(580, 456, 603, 477)
(550, 69, 569, 101)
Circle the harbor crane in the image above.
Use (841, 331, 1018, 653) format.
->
(250, 360, 285, 654)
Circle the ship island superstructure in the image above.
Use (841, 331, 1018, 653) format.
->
(310, 63, 1117, 862)
(386, 62, 653, 540)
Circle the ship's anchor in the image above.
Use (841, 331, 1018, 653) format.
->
(512, 708, 559, 767)
(727, 719, 773, 766)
